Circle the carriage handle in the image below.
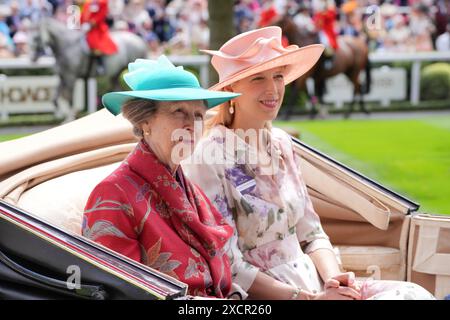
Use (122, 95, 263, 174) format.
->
(0, 248, 108, 300)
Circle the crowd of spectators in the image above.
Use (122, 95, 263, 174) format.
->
(0, 0, 448, 59)
(234, 0, 449, 53)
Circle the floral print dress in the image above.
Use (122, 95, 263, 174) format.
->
(183, 125, 435, 300)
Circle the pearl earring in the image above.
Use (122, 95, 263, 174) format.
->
(144, 130, 150, 136)
(229, 101, 235, 114)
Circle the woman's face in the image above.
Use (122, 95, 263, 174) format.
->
(229, 66, 286, 127)
(142, 100, 206, 170)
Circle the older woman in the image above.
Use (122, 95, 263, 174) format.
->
(82, 56, 239, 298)
(182, 27, 435, 300)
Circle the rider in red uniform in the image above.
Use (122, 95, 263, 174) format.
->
(312, 0, 338, 69)
(80, 0, 118, 74)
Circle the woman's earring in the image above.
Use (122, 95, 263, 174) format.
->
(144, 129, 151, 136)
(229, 101, 235, 114)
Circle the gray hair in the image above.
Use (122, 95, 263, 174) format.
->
(121, 99, 159, 138)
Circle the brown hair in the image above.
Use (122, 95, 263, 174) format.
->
(205, 100, 272, 133)
(205, 101, 234, 132)
(121, 99, 159, 138)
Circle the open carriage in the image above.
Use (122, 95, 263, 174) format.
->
(0, 110, 448, 299)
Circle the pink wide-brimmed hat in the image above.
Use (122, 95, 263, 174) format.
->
(202, 26, 324, 91)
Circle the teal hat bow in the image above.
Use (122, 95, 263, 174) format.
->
(102, 55, 240, 115)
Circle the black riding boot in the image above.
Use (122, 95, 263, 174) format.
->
(95, 55, 106, 76)
(323, 47, 335, 70)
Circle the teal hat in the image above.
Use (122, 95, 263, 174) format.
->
(102, 55, 240, 115)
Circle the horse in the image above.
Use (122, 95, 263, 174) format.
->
(29, 17, 148, 121)
(277, 15, 372, 119)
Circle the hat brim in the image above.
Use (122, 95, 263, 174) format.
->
(208, 44, 325, 91)
(102, 87, 241, 115)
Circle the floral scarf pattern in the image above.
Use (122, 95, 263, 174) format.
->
(83, 140, 233, 297)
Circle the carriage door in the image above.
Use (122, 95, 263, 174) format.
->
(407, 213, 450, 299)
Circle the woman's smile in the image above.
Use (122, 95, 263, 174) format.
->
(259, 99, 279, 109)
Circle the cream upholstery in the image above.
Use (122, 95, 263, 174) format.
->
(336, 245, 403, 281)
(17, 162, 120, 235)
(0, 109, 134, 181)
(408, 214, 450, 299)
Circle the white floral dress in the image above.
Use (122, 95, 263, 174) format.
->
(182, 125, 435, 300)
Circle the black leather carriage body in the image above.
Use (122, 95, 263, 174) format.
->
(0, 200, 188, 300)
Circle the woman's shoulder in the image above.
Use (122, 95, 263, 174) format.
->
(271, 127, 293, 141)
(91, 162, 137, 194)
(271, 127, 295, 150)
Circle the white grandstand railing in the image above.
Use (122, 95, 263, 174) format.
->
(369, 51, 450, 105)
(0, 55, 211, 87)
(1, 51, 450, 106)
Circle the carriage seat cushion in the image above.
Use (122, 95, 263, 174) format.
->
(335, 245, 402, 281)
(17, 162, 120, 235)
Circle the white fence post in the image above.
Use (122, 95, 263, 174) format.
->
(199, 64, 209, 88)
(411, 61, 421, 106)
(0, 74, 7, 121)
(87, 77, 97, 113)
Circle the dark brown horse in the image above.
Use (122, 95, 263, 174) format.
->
(277, 15, 371, 119)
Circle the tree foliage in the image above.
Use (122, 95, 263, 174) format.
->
(207, 0, 235, 86)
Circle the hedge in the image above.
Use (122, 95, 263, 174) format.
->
(420, 63, 450, 101)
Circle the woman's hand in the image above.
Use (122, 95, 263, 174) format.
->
(313, 285, 361, 300)
(327, 272, 361, 292)
(317, 272, 362, 300)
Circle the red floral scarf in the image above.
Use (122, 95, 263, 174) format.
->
(127, 141, 233, 297)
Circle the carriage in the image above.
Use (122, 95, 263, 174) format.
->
(0, 109, 448, 299)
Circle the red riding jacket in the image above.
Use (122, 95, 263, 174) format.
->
(80, 0, 118, 55)
(313, 8, 339, 50)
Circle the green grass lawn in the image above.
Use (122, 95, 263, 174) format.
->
(0, 134, 25, 143)
(276, 116, 450, 215)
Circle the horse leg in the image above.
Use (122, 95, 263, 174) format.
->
(64, 84, 76, 122)
(344, 70, 360, 119)
(344, 89, 356, 119)
(358, 81, 370, 115)
(309, 95, 319, 119)
(315, 78, 328, 119)
(53, 78, 64, 119)
(304, 77, 317, 119)
(54, 74, 75, 121)
(353, 76, 370, 116)
(359, 92, 370, 115)
(360, 46, 372, 115)
(58, 73, 77, 122)
(283, 82, 298, 120)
